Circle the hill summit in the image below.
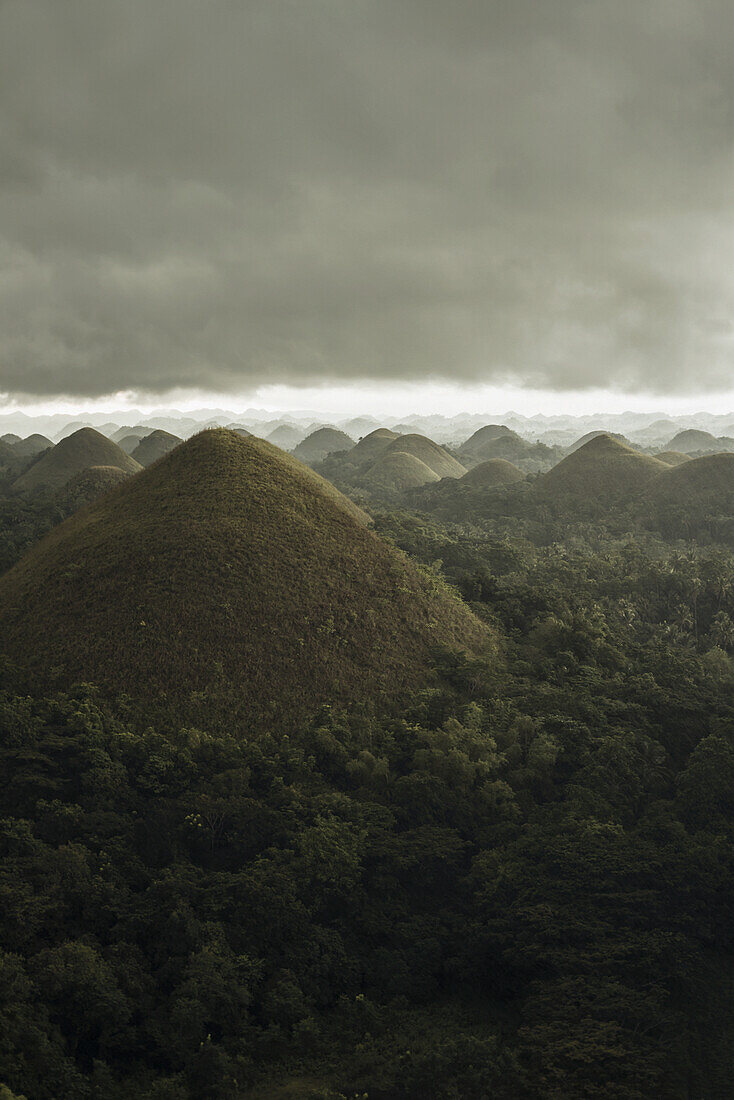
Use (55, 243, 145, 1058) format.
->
(0, 430, 487, 726)
(11, 428, 142, 494)
(538, 434, 668, 505)
(382, 434, 466, 478)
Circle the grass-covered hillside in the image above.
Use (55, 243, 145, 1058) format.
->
(655, 450, 692, 465)
(11, 428, 142, 494)
(54, 465, 132, 514)
(381, 433, 466, 479)
(0, 430, 487, 726)
(363, 450, 440, 492)
(459, 458, 525, 489)
(12, 433, 53, 458)
(347, 427, 399, 467)
(537, 433, 668, 507)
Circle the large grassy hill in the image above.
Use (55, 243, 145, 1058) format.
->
(647, 452, 734, 504)
(11, 428, 142, 494)
(0, 430, 487, 726)
(538, 434, 668, 507)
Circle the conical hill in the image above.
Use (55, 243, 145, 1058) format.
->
(12, 428, 142, 493)
(538, 434, 668, 505)
(0, 430, 487, 726)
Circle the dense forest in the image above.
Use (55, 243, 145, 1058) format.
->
(1, 433, 733, 1098)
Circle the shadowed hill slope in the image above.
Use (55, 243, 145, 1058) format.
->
(0, 430, 486, 726)
(54, 465, 132, 514)
(11, 428, 143, 494)
(363, 450, 440, 492)
(0, 439, 15, 468)
(538, 434, 668, 506)
(117, 434, 145, 454)
(131, 429, 182, 467)
(647, 453, 734, 504)
(383, 434, 466, 478)
(112, 425, 148, 444)
(13, 434, 54, 458)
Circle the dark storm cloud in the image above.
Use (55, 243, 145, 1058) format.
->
(1, 0, 733, 398)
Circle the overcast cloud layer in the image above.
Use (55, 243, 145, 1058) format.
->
(1, 0, 733, 400)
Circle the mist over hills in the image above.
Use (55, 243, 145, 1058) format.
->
(10, 404, 734, 451)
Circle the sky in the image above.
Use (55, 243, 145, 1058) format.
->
(1, 0, 734, 414)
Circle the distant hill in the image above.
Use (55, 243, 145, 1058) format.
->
(382, 434, 466, 479)
(0, 430, 487, 726)
(54, 465, 132, 513)
(12, 434, 53, 458)
(111, 425, 149, 444)
(11, 428, 143, 494)
(458, 428, 556, 471)
(538, 434, 668, 506)
(131, 429, 182, 467)
(666, 429, 728, 454)
(459, 458, 525, 488)
(292, 427, 355, 465)
(117, 434, 146, 454)
(341, 416, 381, 437)
(267, 424, 305, 450)
(363, 451, 440, 492)
(406, 457, 527, 523)
(459, 424, 515, 458)
(567, 430, 631, 453)
(1, 433, 21, 444)
(656, 451, 692, 466)
(348, 427, 400, 468)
